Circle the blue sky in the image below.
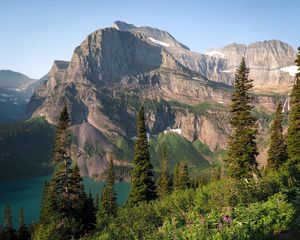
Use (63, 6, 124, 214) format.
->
(0, 0, 299, 79)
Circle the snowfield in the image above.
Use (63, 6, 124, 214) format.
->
(148, 37, 170, 47)
(279, 65, 299, 77)
(164, 128, 182, 135)
(206, 50, 226, 58)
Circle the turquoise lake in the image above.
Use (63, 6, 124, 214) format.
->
(0, 175, 130, 227)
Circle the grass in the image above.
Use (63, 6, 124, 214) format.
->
(168, 100, 228, 116)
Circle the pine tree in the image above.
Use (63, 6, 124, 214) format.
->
(68, 164, 87, 219)
(267, 103, 288, 169)
(53, 105, 71, 164)
(173, 163, 180, 190)
(38, 106, 89, 238)
(94, 193, 100, 211)
(1, 205, 17, 240)
(40, 181, 57, 223)
(225, 58, 258, 179)
(127, 107, 157, 205)
(287, 47, 300, 166)
(157, 146, 170, 198)
(18, 207, 30, 240)
(82, 192, 96, 232)
(97, 159, 118, 229)
(50, 105, 73, 219)
(99, 159, 118, 217)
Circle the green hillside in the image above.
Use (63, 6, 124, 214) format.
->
(149, 132, 210, 170)
(0, 117, 55, 179)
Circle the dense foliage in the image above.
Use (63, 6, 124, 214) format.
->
(0, 118, 54, 179)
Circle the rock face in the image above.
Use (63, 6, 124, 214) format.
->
(27, 21, 294, 176)
(217, 40, 297, 88)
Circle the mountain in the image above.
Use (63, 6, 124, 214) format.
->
(0, 70, 39, 122)
(26, 21, 295, 177)
(0, 70, 35, 88)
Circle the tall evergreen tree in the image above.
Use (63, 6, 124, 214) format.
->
(94, 193, 100, 211)
(51, 106, 73, 220)
(40, 181, 57, 223)
(97, 159, 118, 229)
(127, 107, 157, 205)
(267, 103, 288, 169)
(173, 161, 191, 190)
(173, 163, 180, 190)
(225, 58, 258, 179)
(99, 159, 118, 217)
(38, 106, 89, 238)
(1, 205, 17, 240)
(157, 146, 171, 198)
(82, 192, 96, 232)
(18, 207, 30, 240)
(68, 164, 87, 219)
(287, 47, 300, 166)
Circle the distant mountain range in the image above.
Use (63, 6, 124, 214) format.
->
(1, 21, 298, 178)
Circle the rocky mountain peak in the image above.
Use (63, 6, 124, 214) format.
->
(112, 20, 190, 50)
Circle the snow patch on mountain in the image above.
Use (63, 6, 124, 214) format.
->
(280, 65, 299, 77)
(206, 50, 226, 58)
(164, 128, 182, 135)
(148, 37, 170, 47)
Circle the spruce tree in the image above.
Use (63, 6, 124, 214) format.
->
(39, 106, 89, 238)
(157, 146, 170, 198)
(18, 207, 30, 240)
(173, 163, 180, 190)
(97, 159, 118, 229)
(127, 107, 157, 205)
(174, 161, 191, 190)
(82, 192, 96, 232)
(1, 205, 17, 240)
(267, 103, 288, 169)
(40, 181, 57, 223)
(225, 58, 258, 179)
(94, 193, 99, 211)
(68, 164, 87, 219)
(99, 159, 117, 217)
(44, 105, 73, 220)
(287, 47, 300, 166)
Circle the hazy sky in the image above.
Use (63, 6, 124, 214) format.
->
(1, 0, 299, 79)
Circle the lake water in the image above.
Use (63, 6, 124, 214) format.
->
(0, 175, 130, 227)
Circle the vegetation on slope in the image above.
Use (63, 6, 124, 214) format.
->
(0, 117, 55, 179)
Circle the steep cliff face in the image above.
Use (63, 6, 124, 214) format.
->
(207, 40, 297, 88)
(27, 21, 293, 176)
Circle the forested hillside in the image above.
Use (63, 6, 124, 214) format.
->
(0, 118, 54, 179)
